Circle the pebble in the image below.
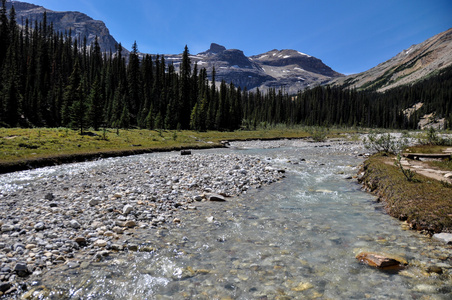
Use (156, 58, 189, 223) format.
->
(0, 151, 285, 294)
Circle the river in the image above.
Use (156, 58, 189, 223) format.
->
(2, 139, 451, 299)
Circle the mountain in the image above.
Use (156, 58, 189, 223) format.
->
(166, 43, 344, 93)
(5, 1, 342, 92)
(5, 0, 126, 54)
(250, 49, 343, 92)
(330, 28, 452, 92)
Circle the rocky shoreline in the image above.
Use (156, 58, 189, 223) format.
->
(0, 151, 285, 297)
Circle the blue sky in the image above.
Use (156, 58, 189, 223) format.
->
(27, 0, 452, 75)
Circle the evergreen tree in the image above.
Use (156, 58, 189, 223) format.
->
(87, 76, 103, 130)
(62, 59, 81, 126)
(69, 74, 87, 134)
(179, 45, 191, 129)
(127, 41, 142, 121)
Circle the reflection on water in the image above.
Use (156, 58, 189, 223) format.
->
(6, 141, 452, 299)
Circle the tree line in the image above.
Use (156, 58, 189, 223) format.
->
(1, 1, 451, 131)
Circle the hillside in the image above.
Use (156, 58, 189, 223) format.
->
(331, 28, 452, 92)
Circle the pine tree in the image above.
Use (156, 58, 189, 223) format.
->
(127, 41, 142, 121)
(179, 45, 191, 129)
(69, 74, 87, 134)
(62, 59, 81, 126)
(87, 76, 103, 130)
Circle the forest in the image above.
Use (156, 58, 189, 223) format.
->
(0, 2, 451, 131)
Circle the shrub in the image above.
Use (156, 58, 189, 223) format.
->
(307, 126, 328, 142)
(363, 132, 408, 154)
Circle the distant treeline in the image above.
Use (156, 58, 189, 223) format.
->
(0, 2, 451, 130)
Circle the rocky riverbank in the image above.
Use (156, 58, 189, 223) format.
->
(0, 151, 285, 297)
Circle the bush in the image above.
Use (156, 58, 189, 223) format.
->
(417, 127, 452, 146)
(363, 132, 408, 154)
(307, 126, 328, 142)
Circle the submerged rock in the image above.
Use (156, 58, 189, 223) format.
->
(356, 251, 407, 269)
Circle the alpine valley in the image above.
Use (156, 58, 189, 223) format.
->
(6, 0, 452, 94)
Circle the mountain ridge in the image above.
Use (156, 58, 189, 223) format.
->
(6, 0, 127, 54)
(165, 43, 344, 93)
(5, 1, 451, 94)
(330, 27, 452, 92)
(5, 1, 343, 92)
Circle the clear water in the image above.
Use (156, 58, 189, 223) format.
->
(3, 141, 452, 299)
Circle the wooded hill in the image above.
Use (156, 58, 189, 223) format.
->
(0, 2, 451, 131)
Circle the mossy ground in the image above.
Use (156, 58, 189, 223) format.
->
(360, 153, 452, 233)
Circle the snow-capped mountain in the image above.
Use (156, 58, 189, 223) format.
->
(166, 43, 344, 93)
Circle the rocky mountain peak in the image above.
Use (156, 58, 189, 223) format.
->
(7, 1, 344, 93)
(208, 43, 226, 54)
(6, 0, 125, 54)
(251, 49, 342, 78)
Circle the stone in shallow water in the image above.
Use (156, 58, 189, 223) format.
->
(356, 252, 407, 269)
(291, 281, 314, 292)
(432, 233, 452, 244)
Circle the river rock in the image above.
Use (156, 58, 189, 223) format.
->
(206, 193, 226, 202)
(432, 233, 452, 244)
(0, 282, 11, 293)
(123, 204, 133, 215)
(34, 222, 45, 231)
(14, 262, 31, 277)
(93, 239, 107, 247)
(193, 195, 203, 201)
(124, 220, 137, 228)
(112, 226, 124, 234)
(1, 224, 14, 232)
(88, 198, 101, 206)
(69, 220, 81, 229)
(0, 149, 288, 293)
(44, 193, 55, 201)
(356, 252, 407, 268)
(74, 237, 87, 245)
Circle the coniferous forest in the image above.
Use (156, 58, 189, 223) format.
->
(0, 2, 451, 131)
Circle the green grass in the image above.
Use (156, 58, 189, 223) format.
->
(360, 153, 452, 233)
(0, 126, 370, 173)
(0, 126, 372, 164)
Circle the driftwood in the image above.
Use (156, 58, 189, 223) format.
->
(403, 153, 451, 160)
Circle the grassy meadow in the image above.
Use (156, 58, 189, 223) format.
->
(0, 126, 339, 171)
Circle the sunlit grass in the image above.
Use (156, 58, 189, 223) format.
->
(0, 127, 315, 164)
(361, 154, 452, 233)
(0, 126, 373, 165)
